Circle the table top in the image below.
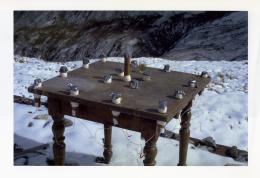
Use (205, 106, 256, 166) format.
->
(28, 61, 210, 122)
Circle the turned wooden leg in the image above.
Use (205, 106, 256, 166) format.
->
(178, 101, 192, 166)
(142, 125, 160, 166)
(52, 114, 65, 166)
(103, 124, 113, 163)
(96, 124, 113, 164)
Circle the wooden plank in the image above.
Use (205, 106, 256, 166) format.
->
(14, 143, 49, 159)
(14, 95, 48, 107)
(160, 130, 248, 162)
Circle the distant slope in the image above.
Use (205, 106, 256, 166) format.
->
(14, 11, 247, 62)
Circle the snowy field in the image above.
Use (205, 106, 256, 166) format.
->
(14, 56, 248, 166)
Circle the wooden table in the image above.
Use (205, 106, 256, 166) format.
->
(28, 61, 210, 166)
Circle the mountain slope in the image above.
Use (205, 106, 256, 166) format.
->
(14, 11, 247, 62)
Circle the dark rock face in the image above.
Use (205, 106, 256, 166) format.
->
(14, 11, 247, 62)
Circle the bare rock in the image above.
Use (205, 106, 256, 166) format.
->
(14, 11, 247, 62)
(27, 122, 33, 127)
(33, 114, 49, 120)
(64, 118, 73, 127)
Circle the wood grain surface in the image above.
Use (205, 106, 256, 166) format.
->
(28, 61, 210, 122)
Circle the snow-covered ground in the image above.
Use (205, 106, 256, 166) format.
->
(14, 56, 248, 166)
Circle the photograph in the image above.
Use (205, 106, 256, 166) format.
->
(13, 10, 248, 166)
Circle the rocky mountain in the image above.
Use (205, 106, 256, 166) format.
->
(14, 11, 247, 62)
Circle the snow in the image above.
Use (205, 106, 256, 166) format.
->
(13, 55, 248, 165)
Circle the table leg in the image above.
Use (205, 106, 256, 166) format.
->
(103, 124, 113, 163)
(178, 101, 192, 166)
(143, 128, 159, 166)
(51, 114, 65, 165)
(96, 124, 113, 164)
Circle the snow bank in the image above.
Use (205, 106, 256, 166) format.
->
(14, 56, 248, 165)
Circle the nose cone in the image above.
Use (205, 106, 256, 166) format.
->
(59, 66, 68, 73)
(83, 58, 90, 65)
(129, 79, 139, 89)
(34, 78, 42, 85)
(201, 71, 209, 78)
(159, 100, 167, 109)
(111, 92, 122, 100)
(110, 92, 122, 105)
(70, 86, 79, 92)
(67, 83, 79, 92)
(163, 64, 170, 72)
(69, 85, 79, 96)
(188, 80, 197, 87)
(103, 74, 112, 83)
(158, 100, 167, 113)
(174, 90, 185, 100)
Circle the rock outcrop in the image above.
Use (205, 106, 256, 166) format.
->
(14, 11, 247, 62)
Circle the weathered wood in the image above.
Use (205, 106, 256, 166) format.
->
(143, 137, 158, 166)
(60, 100, 156, 133)
(103, 124, 113, 163)
(14, 143, 49, 159)
(14, 95, 48, 107)
(52, 116, 65, 165)
(160, 130, 248, 162)
(124, 53, 131, 76)
(178, 101, 192, 166)
(48, 97, 66, 166)
(141, 120, 160, 166)
(27, 61, 210, 166)
(95, 124, 113, 164)
(28, 61, 210, 122)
